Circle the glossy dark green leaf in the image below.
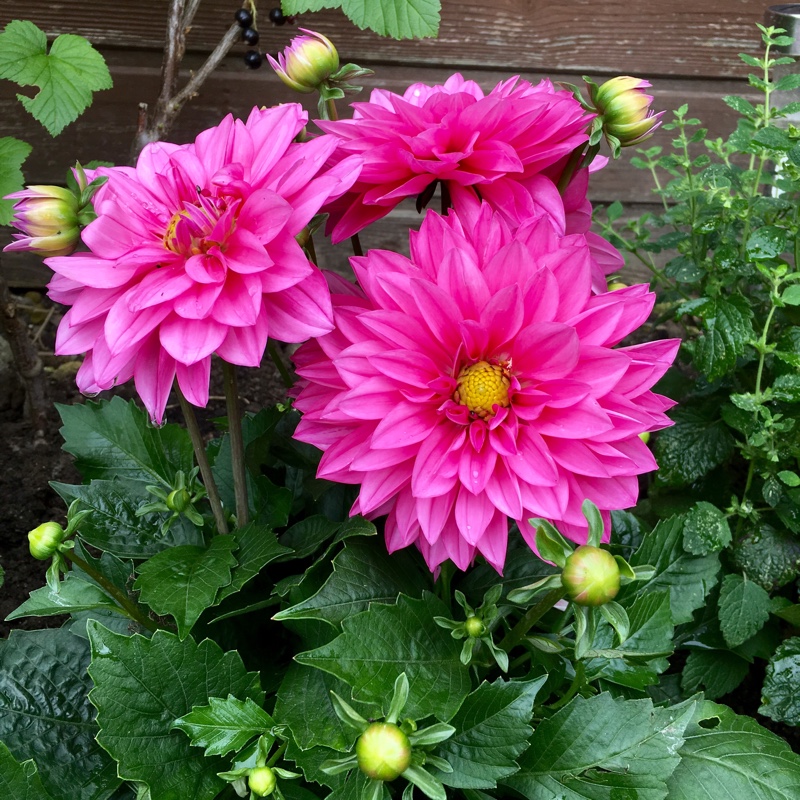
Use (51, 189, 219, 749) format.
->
(0, 628, 120, 800)
(431, 678, 545, 789)
(296, 593, 470, 722)
(681, 649, 748, 699)
(760, 637, 800, 725)
(133, 535, 238, 638)
(682, 502, 731, 555)
(6, 574, 122, 620)
(57, 397, 193, 485)
(87, 622, 263, 800)
(718, 573, 771, 648)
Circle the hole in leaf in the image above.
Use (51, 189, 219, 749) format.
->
(698, 716, 720, 729)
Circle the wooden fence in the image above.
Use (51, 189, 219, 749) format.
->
(0, 0, 774, 286)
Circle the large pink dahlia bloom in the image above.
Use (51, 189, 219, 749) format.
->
(292, 203, 679, 573)
(317, 74, 592, 243)
(46, 105, 362, 423)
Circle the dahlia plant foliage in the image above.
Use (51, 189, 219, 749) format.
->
(2, 10, 800, 800)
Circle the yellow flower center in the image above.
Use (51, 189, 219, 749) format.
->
(163, 210, 188, 253)
(453, 361, 511, 418)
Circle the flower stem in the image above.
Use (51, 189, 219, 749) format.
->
(548, 662, 585, 710)
(325, 97, 339, 121)
(266, 740, 288, 768)
(223, 361, 249, 527)
(176, 386, 229, 535)
(268, 340, 294, 388)
(63, 550, 159, 632)
(350, 233, 363, 257)
(499, 588, 566, 652)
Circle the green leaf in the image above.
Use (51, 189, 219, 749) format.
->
(87, 622, 263, 800)
(133, 535, 238, 638)
(666, 701, 800, 799)
(682, 501, 732, 555)
(336, 0, 441, 39)
(296, 593, 470, 722)
(0, 743, 53, 800)
(6, 573, 122, 620)
(691, 295, 755, 380)
(746, 225, 789, 258)
(0, 137, 32, 225)
(619, 516, 720, 624)
(504, 694, 694, 799)
(274, 539, 428, 627)
(275, 663, 378, 752)
(732, 523, 800, 590)
(0, 20, 111, 135)
(772, 375, 800, 402)
(654, 406, 734, 486)
(173, 695, 276, 757)
(0, 629, 120, 800)
(616, 591, 673, 657)
(722, 95, 757, 115)
(214, 522, 291, 605)
(759, 637, 800, 725)
(681, 649, 749, 699)
(58, 398, 193, 486)
(53, 479, 204, 558)
(782, 285, 800, 306)
(430, 678, 545, 789)
(718, 573, 771, 648)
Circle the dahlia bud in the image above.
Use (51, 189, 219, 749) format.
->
(591, 76, 664, 149)
(28, 521, 66, 560)
(267, 29, 339, 93)
(464, 615, 486, 638)
(3, 185, 80, 256)
(561, 545, 621, 606)
(167, 488, 191, 513)
(639, 431, 651, 445)
(356, 722, 411, 781)
(248, 767, 277, 797)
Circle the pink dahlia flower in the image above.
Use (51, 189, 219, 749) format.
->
(46, 105, 362, 423)
(317, 74, 593, 243)
(292, 202, 679, 573)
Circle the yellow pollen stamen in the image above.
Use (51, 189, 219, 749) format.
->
(163, 210, 188, 254)
(453, 360, 511, 418)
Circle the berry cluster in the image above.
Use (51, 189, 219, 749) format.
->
(234, 6, 262, 68)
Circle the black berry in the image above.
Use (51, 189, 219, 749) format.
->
(234, 8, 254, 28)
(244, 50, 263, 69)
(242, 27, 260, 45)
(269, 7, 286, 25)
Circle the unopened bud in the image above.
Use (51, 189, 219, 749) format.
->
(28, 521, 66, 560)
(464, 616, 486, 638)
(591, 76, 664, 148)
(267, 29, 339, 93)
(356, 722, 411, 781)
(3, 185, 80, 257)
(248, 767, 276, 797)
(639, 431, 651, 445)
(167, 488, 191, 513)
(561, 545, 620, 606)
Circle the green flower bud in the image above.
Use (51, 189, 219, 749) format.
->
(4, 185, 81, 257)
(561, 545, 620, 606)
(267, 29, 339, 93)
(356, 722, 411, 781)
(248, 767, 277, 797)
(591, 76, 664, 148)
(167, 488, 191, 513)
(28, 521, 66, 560)
(639, 431, 651, 445)
(464, 615, 486, 638)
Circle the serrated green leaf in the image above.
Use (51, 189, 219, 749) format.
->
(503, 694, 694, 800)
(87, 622, 263, 800)
(772, 375, 800, 402)
(274, 539, 428, 626)
(732, 523, 800, 590)
(0, 20, 111, 135)
(214, 522, 290, 604)
(173, 695, 276, 757)
(722, 95, 757, 115)
(57, 398, 194, 486)
(782, 285, 800, 306)
(759, 637, 800, 725)
(747, 225, 789, 258)
(0, 137, 32, 225)
(296, 593, 470, 722)
(275, 663, 378, 752)
(338, 0, 441, 39)
(133, 535, 238, 638)
(654, 407, 735, 486)
(691, 296, 755, 379)
(681, 649, 748, 699)
(429, 678, 545, 789)
(667, 701, 800, 799)
(718, 573, 771, 648)
(53, 479, 204, 558)
(0, 629, 120, 800)
(6, 573, 122, 620)
(0, 743, 53, 800)
(619, 516, 720, 624)
(682, 501, 732, 555)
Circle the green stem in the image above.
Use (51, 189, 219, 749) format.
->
(306, 234, 318, 266)
(64, 550, 159, 632)
(223, 361, 249, 527)
(548, 662, 586, 710)
(266, 740, 288, 769)
(325, 97, 338, 121)
(437, 561, 453, 612)
(268, 340, 293, 388)
(499, 588, 566, 653)
(557, 143, 596, 194)
(176, 386, 229, 535)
